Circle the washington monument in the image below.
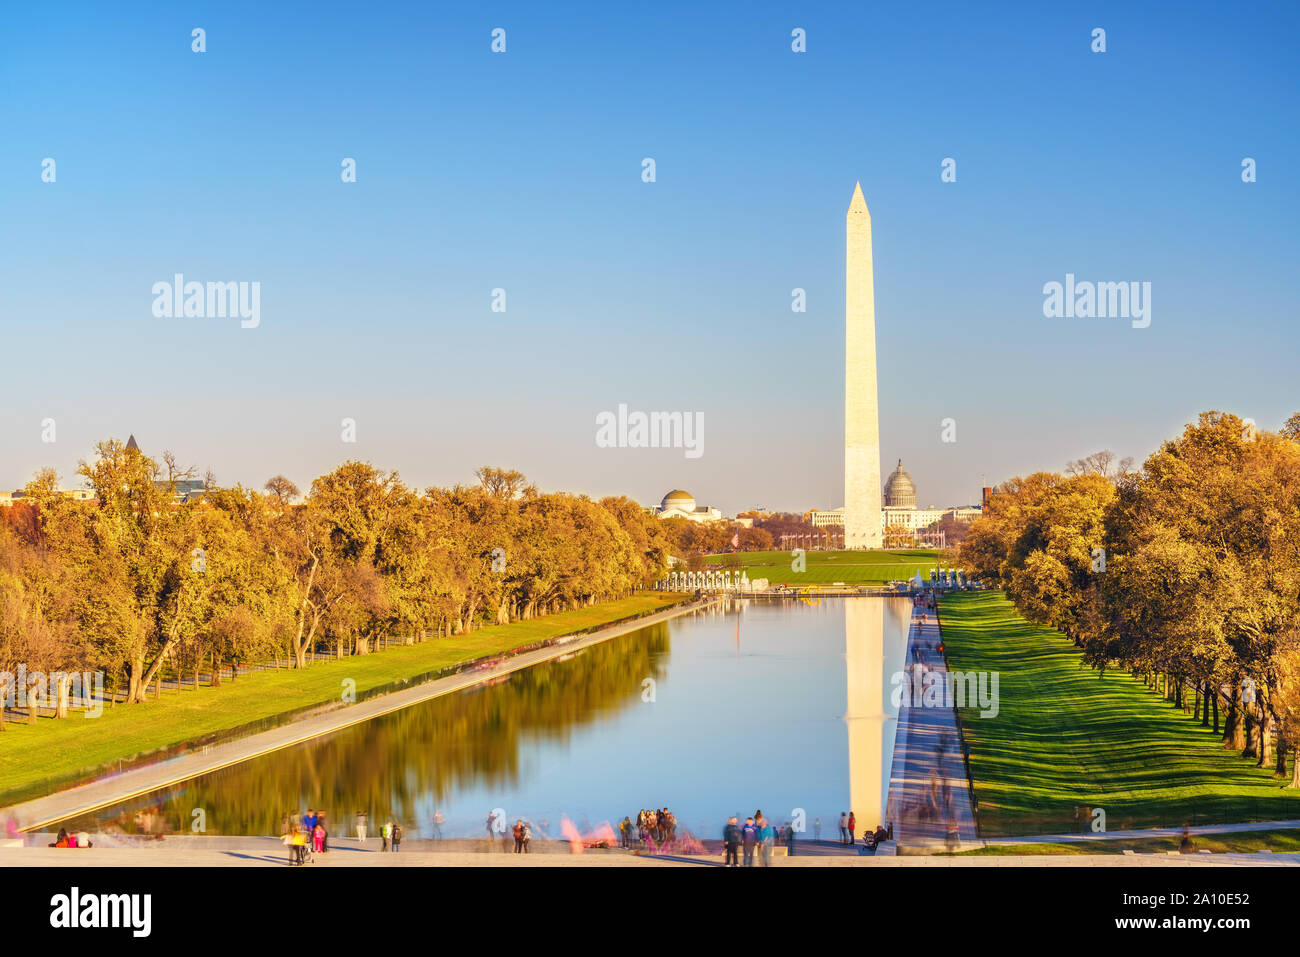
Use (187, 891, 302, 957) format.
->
(844, 182, 883, 549)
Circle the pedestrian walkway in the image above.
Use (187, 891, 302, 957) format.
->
(2, 840, 1293, 867)
(885, 600, 979, 850)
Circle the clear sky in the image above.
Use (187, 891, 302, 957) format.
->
(2, 1, 1296, 513)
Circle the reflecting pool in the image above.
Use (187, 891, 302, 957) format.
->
(56, 597, 911, 841)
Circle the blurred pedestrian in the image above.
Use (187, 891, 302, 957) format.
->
(741, 817, 758, 867)
(722, 816, 741, 867)
(757, 817, 774, 867)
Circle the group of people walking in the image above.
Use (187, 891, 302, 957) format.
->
(622, 807, 676, 846)
(354, 812, 403, 851)
(284, 808, 329, 865)
(284, 809, 411, 864)
(721, 811, 783, 866)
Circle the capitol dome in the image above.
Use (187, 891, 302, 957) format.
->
(660, 489, 696, 512)
(883, 460, 917, 508)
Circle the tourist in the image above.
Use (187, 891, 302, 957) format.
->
(76, 830, 93, 849)
(839, 812, 848, 844)
(355, 811, 368, 843)
(302, 808, 316, 838)
(433, 809, 444, 839)
(619, 816, 632, 848)
(874, 824, 888, 846)
(741, 816, 758, 866)
(313, 821, 325, 855)
(786, 822, 795, 857)
(521, 821, 532, 853)
(391, 822, 402, 852)
(49, 828, 69, 848)
(285, 823, 307, 865)
(847, 811, 856, 844)
(757, 816, 775, 867)
(722, 816, 741, 867)
(317, 812, 328, 852)
(814, 818, 821, 841)
(381, 820, 392, 852)
(486, 810, 498, 844)
(513, 819, 525, 853)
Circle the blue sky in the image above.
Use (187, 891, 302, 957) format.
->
(2, 0, 1296, 512)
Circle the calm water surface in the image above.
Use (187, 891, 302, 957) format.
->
(59, 598, 910, 841)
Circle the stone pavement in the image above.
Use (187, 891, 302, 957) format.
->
(885, 600, 979, 851)
(2, 838, 1294, 867)
(1, 598, 713, 833)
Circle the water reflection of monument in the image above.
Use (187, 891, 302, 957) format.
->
(844, 599, 908, 829)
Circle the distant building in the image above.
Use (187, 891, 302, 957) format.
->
(809, 507, 845, 528)
(0, 488, 95, 507)
(129, 434, 209, 503)
(806, 460, 983, 540)
(656, 489, 723, 523)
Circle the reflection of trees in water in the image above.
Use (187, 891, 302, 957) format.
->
(63, 625, 671, 837)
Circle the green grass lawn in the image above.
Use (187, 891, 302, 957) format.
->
(940, 591, 1300, 838)
(703, 548, 940, 585)
(0, 592, 688, 808)
(954, 828, 1300, 856)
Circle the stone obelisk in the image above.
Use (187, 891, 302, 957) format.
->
(844, 182, 883, 549)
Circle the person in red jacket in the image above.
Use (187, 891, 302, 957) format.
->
(847, 811, 857, 844)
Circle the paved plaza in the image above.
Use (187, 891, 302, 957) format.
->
(3, 837, 1294, 867)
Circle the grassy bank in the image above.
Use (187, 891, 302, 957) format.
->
(0, 592, 690, 807)
(939, 591, 1300, 837)
(703, 548, 939, 585)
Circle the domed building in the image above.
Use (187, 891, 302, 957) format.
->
(656, 489, 723, 523)
(883, 460, 917, 508)
(810, 457, 985, 546)
(881, 459, 945, 533)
